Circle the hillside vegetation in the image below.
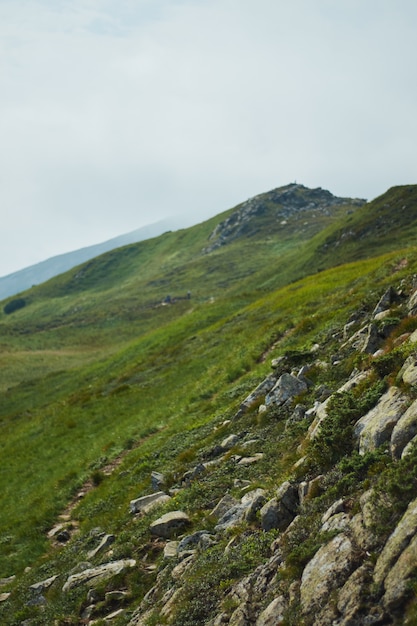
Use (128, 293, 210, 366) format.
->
(1, 183, 417, 625)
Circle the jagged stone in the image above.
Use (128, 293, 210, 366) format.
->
(129, 491, 171, 515)
(89, 607, 125, 623)
(0, 593, 10, 602)
(390, 398, 417, 459)
(160, 586, 183, 619)
(300, 534, 356, 614)
(256, 596, 286, 625)
(0, 575, 15, 587)
(354, 386, 408, 454)
(236, 373, 278, 417)
(150, 511, 191, 538)
(349, 490, 379, 551)
(63, 559, 136, 592)
(265, 373, 307, 407)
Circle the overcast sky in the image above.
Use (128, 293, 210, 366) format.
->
(1, 0, 416, 276)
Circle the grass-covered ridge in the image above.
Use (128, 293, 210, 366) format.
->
(2, 182, 417, 624)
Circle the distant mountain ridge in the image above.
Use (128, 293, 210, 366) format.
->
(0, 216, 192, 300)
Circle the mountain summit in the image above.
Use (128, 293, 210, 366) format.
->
(204, 183, 366, 252)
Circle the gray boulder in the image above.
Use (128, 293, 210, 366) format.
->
(63, 559, 136, 592)
(236, 373, 278, 417)
(149, 511, 191, 538)
(265, 373, 307, 407)
(260, 481, 299, 531)
(353, 386, 408, 454)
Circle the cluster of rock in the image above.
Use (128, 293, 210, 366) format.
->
(203, 183, 365, 253)
(7, 281, 417, 625)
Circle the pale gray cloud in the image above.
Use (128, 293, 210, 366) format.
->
(1, 0, 417, 275)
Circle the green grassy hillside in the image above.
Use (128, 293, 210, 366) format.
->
(1, 182, 417, 625)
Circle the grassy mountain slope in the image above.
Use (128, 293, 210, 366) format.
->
(1, 183, 417, 624)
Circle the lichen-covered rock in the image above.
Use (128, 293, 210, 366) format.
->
(256, 595, 286, 625)
(353, 386, 408, 454)
(382, 533, 417, 612)
(300, 534, 355, 614)
(390, 398, 417, 459)
(150, 511, 191, 538)
(336, 564, 373, 623)
(374, 496, 417, 588)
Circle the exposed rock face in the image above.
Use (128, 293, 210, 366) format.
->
(374, 496, 417, 588)
(203, 184, 365, 253)
(300, 534, 356, 614)
(390, 398, 417, 459)
(353, 386, 408, 454)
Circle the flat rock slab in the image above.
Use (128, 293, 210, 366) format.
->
(149, 511, 191, 538)
(63, 559, 136, 592)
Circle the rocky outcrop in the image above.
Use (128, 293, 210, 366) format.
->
(203, 184, 365, 253)
(300, 534, 356, 615)
(353, 386, 408, 454)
